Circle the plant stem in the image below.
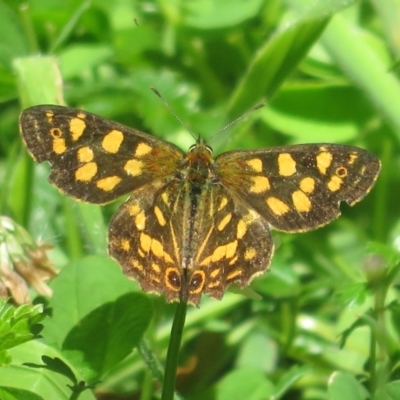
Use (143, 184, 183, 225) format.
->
(371, 275, 390, 393)
(161, 301, 187, 400)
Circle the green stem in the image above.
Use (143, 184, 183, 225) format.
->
(371, 278, 390, 394)
(69, 390, 81, 400)
(161, 301, 187, 400)
(137, 340, 164, 384)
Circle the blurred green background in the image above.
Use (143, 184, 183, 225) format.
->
(0, 0, 399, 399)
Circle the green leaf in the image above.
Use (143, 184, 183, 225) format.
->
(13, 56, 64, 107)
(24, 355, 78, 385)
(273, 365, 311, 399)
(336, 283, 368, 308)
(1, 341, 95, 400)
(59, 44, 113, 79)
(0, 1, 29, 68)
(62, 292, 152, 381)
(263, 84, 375, 143)
(321, 12, 400, 138)
(216, 367, 274, 400)
(328, 371, 369, 400)
(0, 387, 44, 400)
(0, 300, 45, 363)
(374, 381, 400, 400)
(228, 17, 329, 118)
(237, 331, 278, 373)
(41, 255, 139, 350)
(74, 202, 108, 256)
(182, 0, 265, 29)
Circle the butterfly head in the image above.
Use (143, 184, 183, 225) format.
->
(184, 139, 214, 183)
(187, 139, 213, 162)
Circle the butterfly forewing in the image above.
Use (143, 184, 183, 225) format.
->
(215, 144, 381, 232)
(20, 105, 184, 203)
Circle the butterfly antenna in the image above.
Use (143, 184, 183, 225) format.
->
(151, 87, 197, 141)
(208, 103, 265, 141)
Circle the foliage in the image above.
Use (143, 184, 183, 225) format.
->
(0, 0, 398, 399)
(0, 298, 44, 365)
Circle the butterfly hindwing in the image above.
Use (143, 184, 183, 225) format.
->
(108, 178, 274, 306)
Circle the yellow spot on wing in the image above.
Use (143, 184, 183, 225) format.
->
(75, 162, 97, 181)
(96, 176, 122, 191)
(316, 151, 333, 175)
(228, 255, 239, 265)
(349, 154, 358, 164)
(124, 159, 143, 176)
(77, 146, 94, 163)
(200, 240, 238, 265)
(218, 197, 228, 211)
(140, 233, 151, 252)
(236, 220, 247, 239)
(138, 232, 174, 264)
(300, 177, 315, 193)
(292, 190, 311, 212)
(250, 176, 270, 193)
(70, 118, 86, 141)
(246, 158, 262, 172)
(46, 112, 54, 122)
(266, 197, 289, 216)
(130, 259, 143, 271)
(278, 153, 296, 176)
(225, 241, 237, 258)
(211, 246, 225, 263)
(161, 192, 169, 205)
(135, 142, 153, 157)
(210, 268, 220, 279)
(151, 238, 164, 258)
(207, 281, 221, 289)
(163, 251, 174, 264)
(217, 213, 232, 231)
(135, 210, 146, 230)
(327, 175, 342, 191)
(151, 263, 161, 273)
(102, 130, 124, 153)
(226, 269, 242, 281)
(128, 204, 140, 216)
(53, 138, 66, 154)
(121, 239, 130, 251)
(154, 206, 166, 226)
(245, 248, 256, 260)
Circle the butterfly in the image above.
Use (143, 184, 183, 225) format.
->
(20, 105, 381, 306)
